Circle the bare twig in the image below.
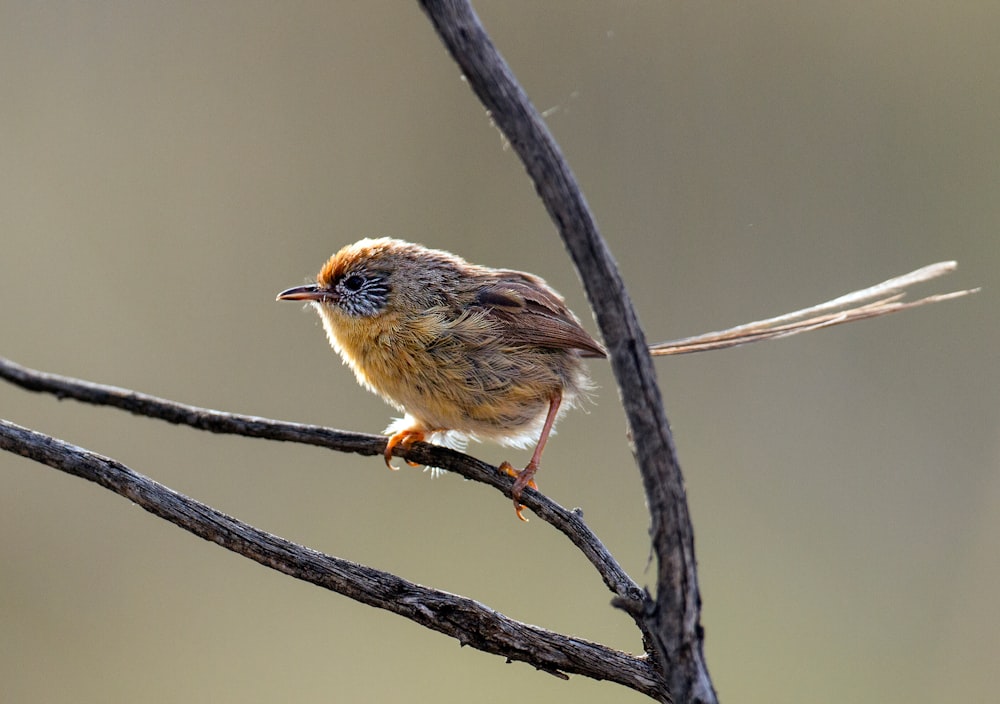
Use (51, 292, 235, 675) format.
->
(0, 419, 665, 699)
(417, 1, 711, 700)
(0, 355, 646, 617)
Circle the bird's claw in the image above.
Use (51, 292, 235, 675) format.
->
(384, 430, 425, 471)
(499, 461, 539, 522)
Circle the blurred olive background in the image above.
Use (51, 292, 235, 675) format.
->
(2, 2, 997, 703)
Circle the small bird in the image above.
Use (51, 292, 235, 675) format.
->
(277, 238, 603, 520)
(278, 238, 970, 520)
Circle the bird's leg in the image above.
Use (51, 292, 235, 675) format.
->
(499, 392, 562, 521)
(384, 429, 426, 470)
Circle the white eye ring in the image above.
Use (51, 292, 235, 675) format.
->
(335, 273, 390, 318)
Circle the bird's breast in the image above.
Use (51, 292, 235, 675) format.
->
(315, 303, 588, 441)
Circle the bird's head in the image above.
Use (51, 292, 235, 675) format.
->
(276, 238, 412, 319)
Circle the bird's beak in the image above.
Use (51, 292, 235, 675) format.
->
(276, 284, 327, 302)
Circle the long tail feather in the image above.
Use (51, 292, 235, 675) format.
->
(646, 262, 978, 356)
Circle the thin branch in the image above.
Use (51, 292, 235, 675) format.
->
(417, 2, 711, 700)
(0, 355, 648, 624)
(0, 419, 666, 700)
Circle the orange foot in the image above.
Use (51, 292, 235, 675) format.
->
(499, 461, 539, 522)
(384, 429, 426, 470)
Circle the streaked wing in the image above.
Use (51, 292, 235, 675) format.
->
(474, 274, 606, 357)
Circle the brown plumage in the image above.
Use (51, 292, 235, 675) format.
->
(278, 238, 972, 520)
(277, 237, 602, 520)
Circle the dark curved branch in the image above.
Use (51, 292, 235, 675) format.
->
(0, 419, 665, 699)
(416, 2, 713, 701)
(0, 355, 645, 609)
(0, 354, 656, 648)
(4, 2, 710, 698)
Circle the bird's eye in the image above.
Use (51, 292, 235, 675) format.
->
(333, 271, 390, 317)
